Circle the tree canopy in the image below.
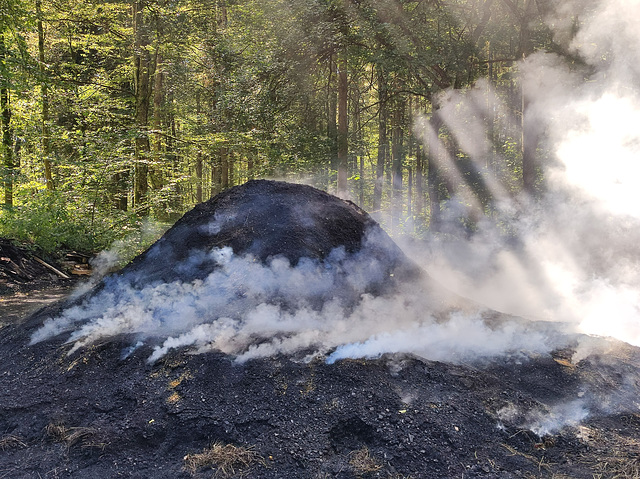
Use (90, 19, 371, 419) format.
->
(0, 0, 584, 253)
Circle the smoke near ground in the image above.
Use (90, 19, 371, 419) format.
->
(31, 232, 563, 366)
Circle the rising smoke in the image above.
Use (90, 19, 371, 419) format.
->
(407, 0, 640, 352)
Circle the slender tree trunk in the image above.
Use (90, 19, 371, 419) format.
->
(217, 0, 228, 27)
(133, 0, 153, 213)
(149, 51, 164, 191)
(407, 166, 413, 226)
(195, 152, 203, 203)
(416, 145, 424, 216)
(391, 94, 404, 233)
(327, 56, 337, 186)
(427, 112, 443, 230)
(247, 155, 254, 180)
(373, 68, 387, 211)
(112, 172, 128, 210)
(0, 33, 13, 207)
(211, 157, 221, 197)
(520, 0, 539, 196)
(337, 52, 348, 195)
(36, 0, 53, 190)
(221, 147, 229, 189)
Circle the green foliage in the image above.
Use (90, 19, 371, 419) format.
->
(0, 0, 558, 252)
(0, 188, 157, 255)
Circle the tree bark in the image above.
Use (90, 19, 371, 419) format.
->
(133, 0, 153, 213)
(0, 33, 13, 208)
(327, 56, 337, 186)
(415, 145, 424, 216)
(337, 52, 348, 195)
(211, 157, 221, 198)
(407, 166, 413, 227)
(391, 94, 404, 233)
(373, 68, 387, 212)
(195, 152, 203, 203)
(427, 112, 443, 231)
(36, 0, 53, 190)
(221, 147, 229, 189)
(149, 50, 164, 192)
(520, 0, 539, 195)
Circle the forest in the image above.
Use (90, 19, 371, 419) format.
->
(0, 0, 585, 255)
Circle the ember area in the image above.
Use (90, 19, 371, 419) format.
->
(1, 180, 640, 478)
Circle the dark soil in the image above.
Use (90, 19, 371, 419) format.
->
(1, 180, 639, 478)
(1, 239, 79, 322)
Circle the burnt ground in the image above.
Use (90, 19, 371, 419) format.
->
(1, 329, 639, 478)
(1, 180, 639, 478)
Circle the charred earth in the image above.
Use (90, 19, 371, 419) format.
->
(1, 180, 640, 478)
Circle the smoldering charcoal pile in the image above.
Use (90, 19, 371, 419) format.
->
(119, 178, 420, 290)
(1, 180, 640, 478)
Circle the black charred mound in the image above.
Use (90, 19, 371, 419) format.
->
(1, 181, 640, 478)
(123, 179, 419, 287)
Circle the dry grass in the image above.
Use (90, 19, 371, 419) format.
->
(0, 434, 27, 450)
(349, 446, 383, 475)
(502, 443, 553, 473)
(577, 425, 640, 478)
(45, 423, 100, 450)
(184, 442, 263, 477)
(592, 455, 640, 478)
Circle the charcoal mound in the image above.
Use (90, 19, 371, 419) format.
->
(122, 179, 419, 286)
(19, 180, 424, 346)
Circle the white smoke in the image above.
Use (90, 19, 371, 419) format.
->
(30, 233, 569, 365)
(528, 400, 590, 437)
(407, 0, 640, 354)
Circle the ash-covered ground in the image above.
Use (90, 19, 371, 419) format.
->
(1, 180, 640, 478)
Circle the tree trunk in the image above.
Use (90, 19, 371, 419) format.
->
(427, 112, 443, 230)
(337, 52, 348, 195)
(391, 94, 404, 233)
(0, 33, 13, 208)
(407, 166, 413, 229)
(211, 157, 221, 198)
(519, 0, 539, 196)
(327, 56, 337, 186)
(373, 68, 387, 212)
(217, 0, 228, 28)
(133, 0, 153, 213)
(37, 0, 53, 191)
(247, 155, 254, 180)
(149, 51, 164, 191)
(221, 147, 229, 189)
(416, 145, 424, 216)
(195, 152, 203, 203)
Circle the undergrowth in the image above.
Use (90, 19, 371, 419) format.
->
(0, 190, 168, 261)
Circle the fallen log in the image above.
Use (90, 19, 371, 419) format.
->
(33, 256, 71, 280)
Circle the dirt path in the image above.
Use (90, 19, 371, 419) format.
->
(0, 284, 77, 324)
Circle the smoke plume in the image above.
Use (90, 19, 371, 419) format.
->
(407, 0, 640, 354)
